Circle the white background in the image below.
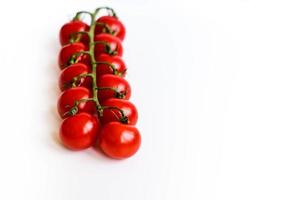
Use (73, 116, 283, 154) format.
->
(0, 0, 300, 199)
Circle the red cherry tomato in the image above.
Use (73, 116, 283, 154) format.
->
(58, 42, 89, 69)
(59, 63, 92, 91)
(101, 99, 138, 125)
(95, 16, 126, 41)
(60, 113, 99, 150)
(97, 74, 131, 102)
(95, 54, 126, 77)
(94, 34, 123, 57)
(57, 87, 95, 118)
(98, 122, 141, 159)
(59, 20, 90, 46)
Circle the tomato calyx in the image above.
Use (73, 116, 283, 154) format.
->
(93, 61, 124, 76)
(95, 22, 115, 35)
(96, 87, 126, 99)
(63, 98, 95, 117)
(67, 51, 91, 66)
(101, 106, 129, 124)
(69, 31, 90, 43)
(63, 73, 93, 89)
(92, 41, 118, 56)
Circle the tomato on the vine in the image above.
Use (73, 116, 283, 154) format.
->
(58, 42, 89, 69)
(98, 122, 141, 159)
(95, 16, 126, 41)
(101, 99, 138, 125)
(95, 54, 126, 77)
(57, 87, 95, 118)
(59, 20, 90, 46)
(94, 34, 123, 57)
(57, 8, 141, 159)
(96, 74, 131, 102)
(60, 113, 99, 150)
(59, 63, 92, 91)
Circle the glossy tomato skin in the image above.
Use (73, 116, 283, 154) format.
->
(97, 74, 131, 102)
(59, 63, 92, 91)
(58, 42, 89, 69)
(101, 99, 138, 125)
(94, 34, 123, 57)
(95, 54, 126, 77)
(57, 87, 95, 118)
(60, 113, 99, 150)
(59, 20, 90, 46)
(98, 122, 141, 159)
(95, 16, 126, 41)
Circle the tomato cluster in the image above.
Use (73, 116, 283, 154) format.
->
(57, 8, 141, 159)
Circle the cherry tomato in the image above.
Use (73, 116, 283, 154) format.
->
(57, 87, 95, 118)
(95, 54, 126, 77)
(58, 42, 89, 69)
(97, 74, 131, 102)
(59, 20, 90, 46)
(95, 16, 126, 41)
(60, 113, 99, 150)
(101, 99, 138, 125)
(59, 63, 92, 91)
(98, 122, 141, 159)
(94, 34, 123, 57)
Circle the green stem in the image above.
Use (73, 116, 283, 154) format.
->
(89, 8, 103, 118)
(74, 11, 93, 20)
(67, 7, 119, 117)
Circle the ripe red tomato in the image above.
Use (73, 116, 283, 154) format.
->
(95, 54, 126, 77)
(59, 63, 92, 91)
(101, 99, 138, 125)
(96, 74, 131, 102)
(60, 113, 99, 150)
(59, 20, 90, 46)
(95, 16, 126, 41)
(98, 122, 141, 159)
(94, 34, 123, 57)
(58, 42, 89, 69)
(57, 87, 95, 118)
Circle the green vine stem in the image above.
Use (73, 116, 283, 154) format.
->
(88, 8, 103, 118)
(73, 11, 93, 21)
(66, 7, 119, 118)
